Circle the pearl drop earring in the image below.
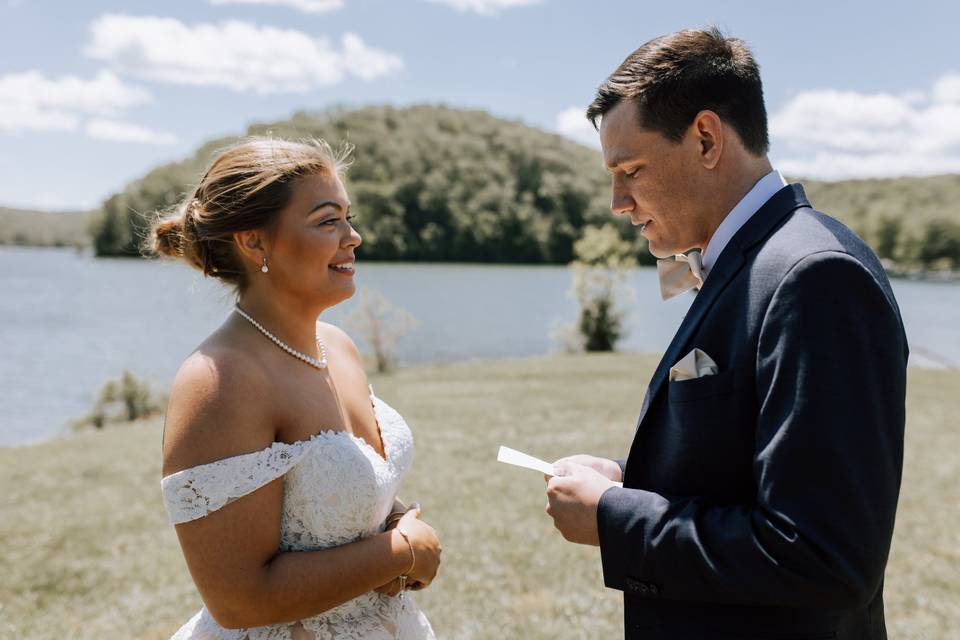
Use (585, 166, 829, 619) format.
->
(261, 257, 269, 273)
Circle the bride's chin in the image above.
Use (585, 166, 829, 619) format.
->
(326, 284, 357, 305)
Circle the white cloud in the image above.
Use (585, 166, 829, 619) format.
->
(933, 73, 960, 104)
(208, 0, 344, 13)
(86, 118, 178, 145)
(85, 14, 403, 94)
(771, 72, 960, 179)
(0, 70, 150, 134)
(0, 70, 174, 145)
(426, 0, 543, 16)
(339, 33, 403, 81)
(0, 104, 80, 133)
(0, 70, 150, 116)
(556, 106, 600, 149)
(777, 152, 960, 181)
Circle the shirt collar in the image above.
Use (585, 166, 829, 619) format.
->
(701, 169, 788, 275)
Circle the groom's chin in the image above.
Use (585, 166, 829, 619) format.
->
(647, 243, 674, 260)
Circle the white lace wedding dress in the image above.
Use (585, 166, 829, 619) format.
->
(161, 390, 436, 640)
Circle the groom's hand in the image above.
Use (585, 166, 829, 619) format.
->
(552, 454, 622, 482)
(545, 462, 618, 546)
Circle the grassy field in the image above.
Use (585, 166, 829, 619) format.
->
(1, 354, 957, 639)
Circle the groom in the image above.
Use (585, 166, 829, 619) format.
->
(545, 28, 907, 639)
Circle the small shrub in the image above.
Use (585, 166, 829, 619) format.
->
(73, 371, 163, 430)
(560, 225, 637, 353)
(345, 289, 419, 373)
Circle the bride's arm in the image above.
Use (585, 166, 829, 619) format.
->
(162, 350, 440, 630)
(175, 492, 417, 628)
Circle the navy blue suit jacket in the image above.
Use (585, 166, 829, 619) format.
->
(596, 184, 908, 640)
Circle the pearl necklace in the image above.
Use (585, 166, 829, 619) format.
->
(234, 304, 328, 369)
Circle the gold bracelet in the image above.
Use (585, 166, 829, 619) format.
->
(395, 525, 416, 591)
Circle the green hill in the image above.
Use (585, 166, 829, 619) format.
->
(89, 105, 624, 264)
(802, 174, 960, 272)
(87, 104, 959, 270)
(0, 207, 92, 248)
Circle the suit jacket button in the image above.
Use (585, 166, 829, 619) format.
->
(638, 583, 649, 595)
(649, 584, 660, 595)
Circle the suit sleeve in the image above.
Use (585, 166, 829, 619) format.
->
(596, 251, 907, 607)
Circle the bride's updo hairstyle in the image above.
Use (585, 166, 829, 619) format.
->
(149, 136, 352, 290)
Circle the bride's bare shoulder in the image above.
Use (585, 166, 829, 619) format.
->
(161, 337, 276, 477)
(316, 322, 363, 366)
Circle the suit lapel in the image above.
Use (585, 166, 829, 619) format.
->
(636, 247, 744, 426)
(635, 184, 811, 429)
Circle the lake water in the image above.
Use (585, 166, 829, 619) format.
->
(2, 246, 958, 446)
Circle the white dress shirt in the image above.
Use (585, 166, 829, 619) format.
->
(701, 169, 788, 277)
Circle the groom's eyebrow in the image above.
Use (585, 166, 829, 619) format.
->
(604, 151, 634, 169)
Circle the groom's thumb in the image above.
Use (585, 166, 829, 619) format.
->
(552, 462, 572, 477)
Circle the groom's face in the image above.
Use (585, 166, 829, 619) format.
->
(600, 99, 710, 258)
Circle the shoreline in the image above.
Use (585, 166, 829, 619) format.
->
(2, 351, 956, 450)
(2, 244, 958, 282)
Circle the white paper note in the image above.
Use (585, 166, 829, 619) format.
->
(497, 446, 556, 476)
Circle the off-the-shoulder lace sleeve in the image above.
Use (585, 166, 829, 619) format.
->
(161, 440, 313, 525)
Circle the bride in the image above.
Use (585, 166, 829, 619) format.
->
(151, 137, 441, 639)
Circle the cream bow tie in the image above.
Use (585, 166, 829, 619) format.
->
(657, 250, 704, 301)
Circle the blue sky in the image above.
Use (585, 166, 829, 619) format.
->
(2, 0, 959, 211)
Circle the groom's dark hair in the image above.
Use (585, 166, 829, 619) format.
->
(587, 27, 769, 156)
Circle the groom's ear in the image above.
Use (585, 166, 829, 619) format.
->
(692, 110, 723, 170)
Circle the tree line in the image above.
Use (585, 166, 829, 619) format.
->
(88, 105, 959, 271)
(803, 174, 960, 272)
(0, 207, 91, 248)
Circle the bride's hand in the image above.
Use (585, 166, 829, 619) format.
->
(375, 503, 415, 596)
(550, 454, 622, 482)
(398, 508, 442, 586)
(375, 506, 441, 595)
(375, 577, 405, 597)
(375, 577, 427, 596)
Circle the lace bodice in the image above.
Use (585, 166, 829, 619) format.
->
(161, 393, 435, 640)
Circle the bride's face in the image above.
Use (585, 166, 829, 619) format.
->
(266, 171, 362, 308)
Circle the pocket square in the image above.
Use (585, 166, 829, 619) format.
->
(669, 348, 719, 381)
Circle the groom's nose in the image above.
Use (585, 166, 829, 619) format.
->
(610, 174, 636, 216)
(611, 187, 636, 216)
